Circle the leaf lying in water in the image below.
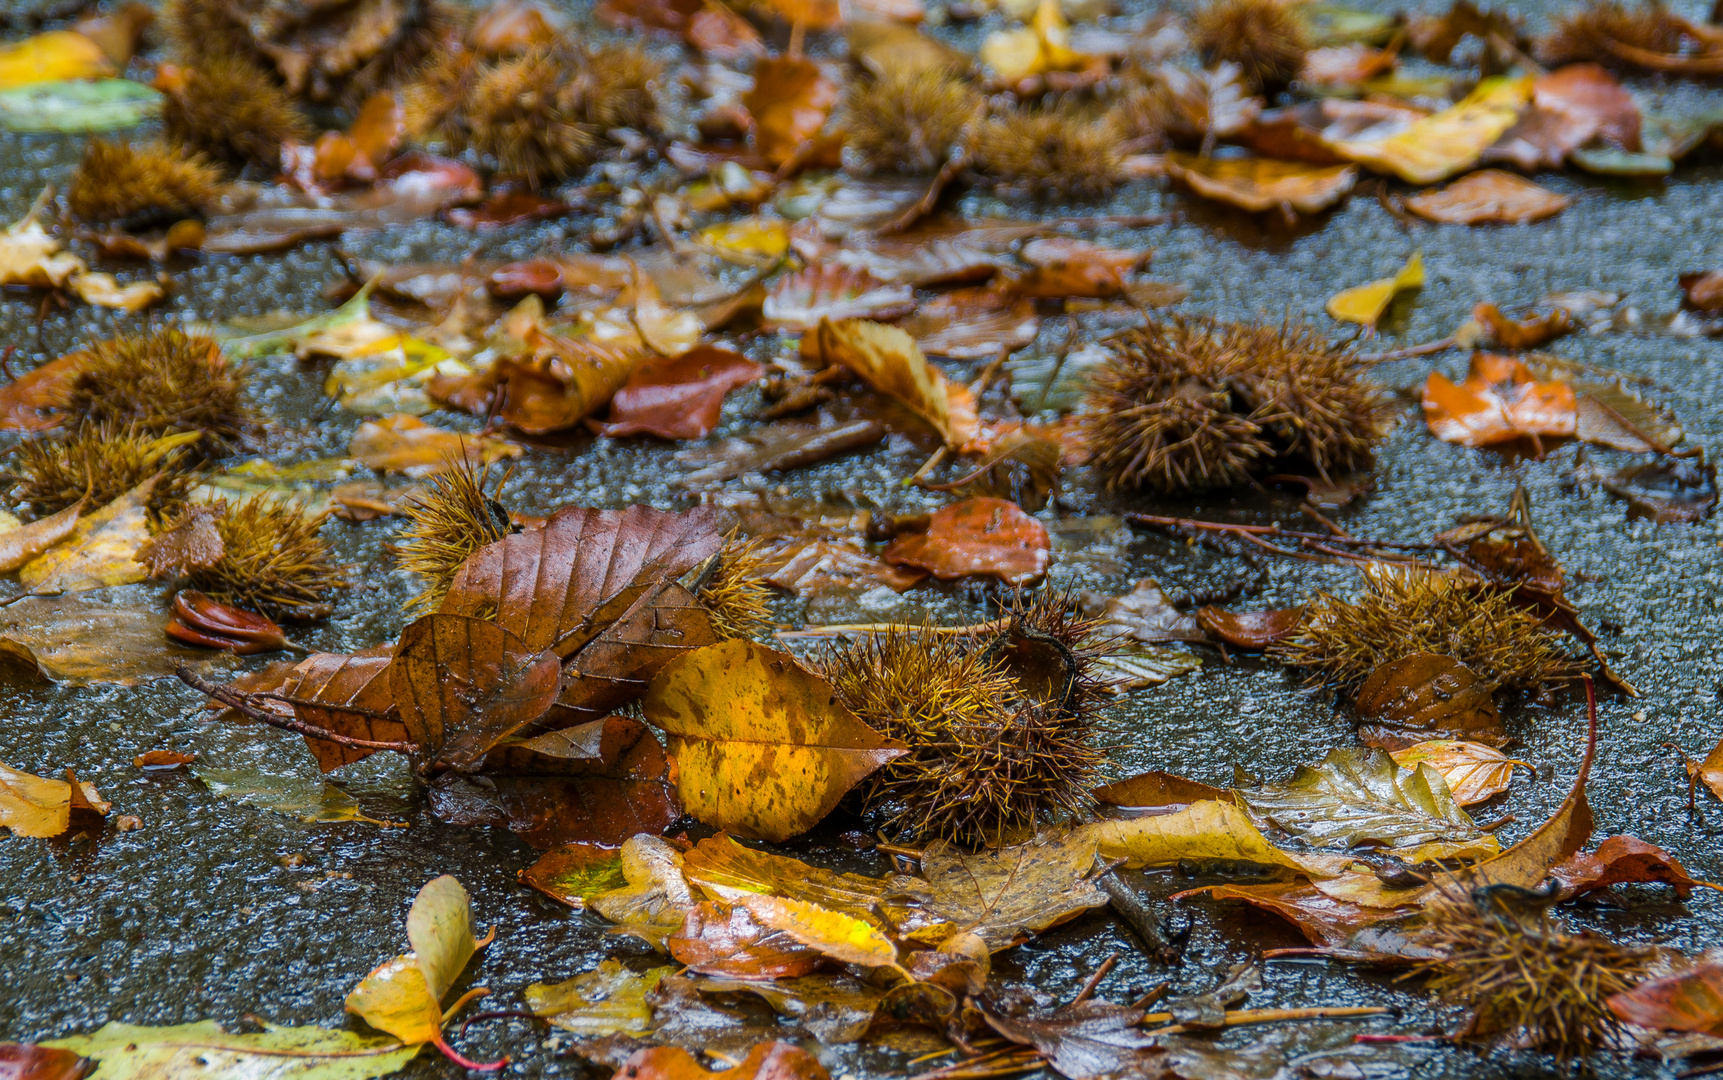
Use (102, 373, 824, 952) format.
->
(0, 78, 159, 132)
(1093, 642, 1203, 692)
(195, 765, 402, 827)
(1326, 250, 1423, 328)
(0, 586, 221, 686)
(526, 959, 673, 1036)
(1387, 740, 1528, 805)
(0, 762, 108, 838)
(1091, 800, 1347, 881)
(1165, 153, 1358, 217)
(692, 974, 892, 1044)
(888, 829, 1109, 952)
(346, 875, 486, 1046)
(520, 843, 628, 908)
(1404, 170, 1571, 225)
(594, 347, 762, 440)
(882, 496, 1051, 586)
(1235, 747, 1498, 863)
(42, 1021, 420, 1080)
(1551, 834, 1722, 901)
(668, 899, 825, 979)
(642, 640, 906, 843)
(1422, 352, 1575, 448)
(1354, 653, 1506, 749)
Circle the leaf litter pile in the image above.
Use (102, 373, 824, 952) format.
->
(2, 0, 1723, 1078)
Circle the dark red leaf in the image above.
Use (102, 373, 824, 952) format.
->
(594, 347, 763, 440)
(1196, 606, 1304, 648)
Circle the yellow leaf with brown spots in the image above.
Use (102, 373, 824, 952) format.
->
(19, 475, 156, 593)
(641, 639, 907, 843)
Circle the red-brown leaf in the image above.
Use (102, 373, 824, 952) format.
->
(882, 497, 1050, 586)
(1195, 606, 1304, 648)
(594, 347, 762, 440)
(390, 614, 563, 770)
(1550, 834, 1722, 900)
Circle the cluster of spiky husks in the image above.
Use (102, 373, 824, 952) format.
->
(166, 0, 454, 106)
(844, 66, 979, 175)
(695, 538, 776, 641)
(395, 459, 514, 613)
(159, 54, 311, 170)
(1267, 566, 1586, 693)
(408, 42, 660, 182)
(1537, 1, 1723, 72)
(971, 108, 1124, 199)
(1412, 886, 1655, 1061)
(65, 329, 257, 453)
(1083, 316, 1386, 495)
(823, 592, 1111, 845)
(7, 423, 198, 519)
(185, 496, 347, 621)
(1193, 0, 1310, 89)
(67, 139, 226, 226)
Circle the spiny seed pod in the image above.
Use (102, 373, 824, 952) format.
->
(843, 66, 979, 175)
(67, 139, 226, 226)
(1107, 70, 1176, 151)
(395, 458, 514, 614)
(1537, 1, 1712, 70)
(971, 109, 1124, 199)
(695, 538, 776, 641)
(1412, 885, 1655, 1061)
(824, 602, 1109, 845)
(426, 42, 662, 182)
(7, 423, 198, 519)
(1081, 316, 1387, 495)
(186, 496, 347, 622)
(1267, 565, 1585, 693)
(1193, 0, 1310, 90)
(993, 589, 1112, 721)
(65, 329, 257, 453)
(160, 54, 312, 170)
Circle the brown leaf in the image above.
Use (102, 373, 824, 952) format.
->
(550, 580, 720, 730)
(136, 504, 225, 577)
(1179, 880, 1404, 947)
(886, 830, 1109, 952)
(1534, 63, 1641, 151)
(1095, 578, 1206, 644)
(882, 496, 1050, 586)
(668, 900, 826, 979)
(1354, 653, 1506, 749)
(984, 1000, 1158, 1079)
(807, 318, 979, 449)
(762, 539, 927, 597)
(1196, 607, 1304, 648)
(1609, 964, 1723, 1036)
(448, 191, 579, 229)
(898, 287, 1040, 360)
(133, 750, 196, 769)
(1165, 153, 1359, 217)
(390, 613, 563, 771)
(763, 265, 915, 330)
(1092, 771, 1232, 810)
(1551, 834, 1722, 900)
(1468, 302, 1573, 349)
(519, 843, 628, 909)
(0, 500, 83, 573)
(1680, 270, 1723, 312)
(0, 1044, 92, 1080)
(428, 716, 680, 848)
(1603, 459, 1717, 524)
(1386, 740, 1528, 805)
(594, 347, 762, 440)
(1403, 170, 1571, 225)
(744, 57, 838, 168)
(166, 591, 292, 656)
(232, 645, 402, 772)
(611, 1041, 830, 1080)
(349, 414, 520, 476)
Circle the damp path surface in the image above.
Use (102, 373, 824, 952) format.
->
(2, 2, 1723, 1078)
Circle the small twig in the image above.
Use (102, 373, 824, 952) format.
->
(1095, 861, 1184, 964)
(1070, 953, 1119, 1006)
(1140, 1005, 1394, 1037)
(1355, 336, 1458, 364)
(904, 446, 950, 487)
(176, 667, 415, 753)
(1129, 983, 1171, 1010)
(775, 618, 1007, 640)
(1475, 811, 1517, 831)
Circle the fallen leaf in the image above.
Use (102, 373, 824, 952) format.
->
(1094, 578, 1207, 644)
(1093, 771, 1232, 810)
(346, 875, 485, 1046)
(882, 497, 1050, 587)
(1236, 748, 1499, 863)
(0, 762, 108, 838)
(745, 57, 837, 168)
(677, 418, 886, 486)
(1196, 607, 1304, 648)
(0, 500, 83, 572)
(1164, 153, 1358, 217)
(0, 1043, 90, 1080)
(1422, 351, 1576, 448)
(736, 894, 902, 971)
(1324, 74, 1533, 183)
(1387, 740, 1528, 805)
(682, 834, 903, 917)
(589, 834, 698, 931)
(228, 645, 402, 771)
(642, 639, 906, 843)
(1552, 835, 1722, 900)
(195, 764, 402, 827)
(763, 265, 915, 330)
(1533, 63, 1641, 150)
(526, 960, 674, 1036)
(886, 829, 1109, 951)
(520, 844, 628, 908)
(19, 477, 157, 594)
(134, 750, 196, 769)
(0, 587, 221, 686)
(608, 1042, 829, 1080)
(980, 0, 1094, 85)
(1463, 302, 1574, 349)
(1609, 964, 1723, 1036)
(807, 318, 978, 448)
(349, 415, 520, 477)
(1326, 251, 1424, 328)
(0, 32, 112, 90)
(984, 1000, 1158, 1079)
(1681, 270, 1723, 312)
(1602, 459, 1717, 523)
(594, 347, 762, 440)
(0, 350, 83, 432)
(1404, 170, 1571, 225)
(1354, 653, 1507, 749)
(42, 1022, 419, 1080)
(668, 899, 826, 979)
(762, 539, 926, 596)
(899, 288, 1040, 361)
(691, 975, 894, 1044)
(136, 505, 225, 577)
(1091, 799, 1346, 881)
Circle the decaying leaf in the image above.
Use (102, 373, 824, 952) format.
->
(346, 875, 488, 1047)
(1326, 251, 1424, 328)
(1323, 74, 1533, 183)
(520, 843, 628, 908)
(886, 829, 1109, 951)
(0, 762, 108, 838)
(42, 1022, 420, 1080)
(642, 640, 906, 842)
(1404, 169, 1572, 224)
(1164, 153, 1358, 218)
(1552, 834, 1722, 900)
(526, 959, 673, 1036)
(745, 57, 838, 168)
(1423, 352, 1576, 448)
(18, 476, 157, 594)
(1091, 799, 1347, 881)
(807, 318, 979, 448)
(1354, 653, 1507, 749)
(0, 587, 221, 687)
(1388, 740, 1528, 805)
(882, 497, 1051, 587)
(1609, 964, 1723, 1037)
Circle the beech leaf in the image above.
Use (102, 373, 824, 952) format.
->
(1387, 740, 1529, 804)
(887, 830, 1109, 951)
(390, 614, 562, 770)
(882, 496, 1051, 587)
(18, 476, 157, 594)
(345, 875, 486, 1046)
(1403, 169, 1571, 224)
(735, 894, 902, 970)
(1165, 153, 1359, 217)
(1091, 800, 1349, 882)
(807, 318, 979, 448)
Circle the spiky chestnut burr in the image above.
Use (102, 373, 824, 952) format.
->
(159, 54, 311, 170)
(64, 329, 257, 453)
(67, 140, 226, 226)
(1192, 0, 1310, 90)
(843, 66, 979, 175)
(185, 496, 347, 622)
(394, 458, 514, 614)
(972, 109, 1124, 199)
(695, 538, 776, 641)
(7, 423, 198, 519)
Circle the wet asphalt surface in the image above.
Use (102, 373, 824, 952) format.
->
(3, 1, 1723, 1077)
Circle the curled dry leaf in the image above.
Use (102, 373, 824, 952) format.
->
(1387, 740, 1528, 805)
(1196, 606, 1303, 648)
(0, 762, 109, 838)
(807, 318, 979, 448)
(1551, 834, 1723, 901)
(641, 639, 907, 843)
(1326, 250, 1423, 328)
(1404, 169, 1572, 225)
(882, 496, 1051, 587)
(1164, 153, 1358, 217)
(589, 834, 697, 932)
(349, 414, 521, 477)
(165, 591, 293, 655)
(594, 347, 762, 440)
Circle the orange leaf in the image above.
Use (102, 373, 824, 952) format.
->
(1422, 352, 1577, 447)
(883, 496, 1050, 586)
(744, 57, 838, 168)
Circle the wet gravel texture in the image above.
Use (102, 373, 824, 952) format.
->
(3, 1, 1723, 1077)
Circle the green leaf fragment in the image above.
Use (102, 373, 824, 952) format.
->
(0, 80, 160, 133)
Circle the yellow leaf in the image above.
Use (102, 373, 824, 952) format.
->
(642, 639, 907, 843)
(525, 960, 672, 1036)
(348, 414, 520, 477)
(1389, 740, 1531, 806)
(1031, 0, 1082, 68)
(1089, 799, 1350, 881)
(698, 216, 789, 261)
(1324, 74, 1533, 184)
(979, 27, 1045, 82)
(19, 476, 156, 593)
(737, 894, 901, 970)
(0, 209, 85, 289)
(810, 318, 979, 449)
(1326, 250, 1423, 327)
(0, 761, 107, 838)
(631, 266, 703, 357)
(589, 834, 697, 933)
(68, 271, 162, 311)
(346, 875, 487, 1046)
(0, 32, 112, 90)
